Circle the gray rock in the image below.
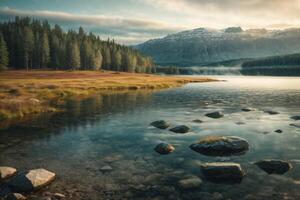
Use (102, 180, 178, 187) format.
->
(291, 115, 300, 120)
(254, 159, 292, 174)
(193, 119, 203, 123)
(275, 129, 283, 133)
(154, 143, 175, 155)
(178, 176, 202, 189)
(190, 136, 249, 156)
(9, 168, 55, 192)
(290, 123, 300, 128)
(205, 111, 224, 119)
(169, 125, 190, 133)
(5, 193, 27, 200)
(201, 162, 245, 182)
(100, 165, 113, 172)
(235, 121, 246, 125)
(0, 167, 17, 180)
(264, 110, 279, 115)
(150, 120, 170, 129)
(241, 107, 255, 112)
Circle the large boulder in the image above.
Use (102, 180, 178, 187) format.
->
(8, 169, 55, 192)
(150, 120, 170, 129)
(154, 143, 175, 155)
(201, 162, 245, 182)
(254, 160, 292, 174)
(205, 111, 224, 119)
(169, 125, 190, 134)
(178, 176, 202, 189)
(190, 136, 249, 156)
(0, 167, 17, 180)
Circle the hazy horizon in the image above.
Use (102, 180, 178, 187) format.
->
(1, 0, 300, 45)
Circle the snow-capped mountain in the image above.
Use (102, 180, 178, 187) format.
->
(136, 27, 300, 66)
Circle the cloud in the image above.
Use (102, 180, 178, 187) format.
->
(0, 7, 183, 44)
(142, 0, 300, 29)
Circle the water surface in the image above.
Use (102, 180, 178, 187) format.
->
(1, 76, 300, 200)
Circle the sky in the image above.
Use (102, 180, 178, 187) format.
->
(0, 0, 300, 45)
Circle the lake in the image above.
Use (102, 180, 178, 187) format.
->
(1, 76, 300, 200)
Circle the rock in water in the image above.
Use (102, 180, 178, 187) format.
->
(290, 123, 300, 128)
(241, 107, 255, 112)
(9, 168, 55, 192)
(201, 162, 245, 182)
(205, 111, 224, 119)
(190, 136, 249, 156)
(178, 177, 202, 189)
(169, 125, 190, 133)
(4, 193, 27, 200)
(100, 165, 113, 172)
(264, 110, 279, 115)
(154, 143, 175, 155)
(0, 167, 17, 180)
(291, 115, 300, 120)
(150, 120, 170, 129)
(193, 119, 203, 123)
(254, 160, 292, 174)
(275, 129, 283, 133)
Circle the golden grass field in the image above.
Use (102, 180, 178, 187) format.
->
(0, 70, 215, 121)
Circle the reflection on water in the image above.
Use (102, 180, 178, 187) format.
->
(0, 76, 300, 200)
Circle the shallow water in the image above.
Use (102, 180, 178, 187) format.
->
(1, 76, 300, 200)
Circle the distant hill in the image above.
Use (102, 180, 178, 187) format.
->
(136, 27, 300, 66)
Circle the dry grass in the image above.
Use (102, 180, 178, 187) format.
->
(0, 70, 216, 120)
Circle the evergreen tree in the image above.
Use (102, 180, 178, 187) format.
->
(0, 33, 9, 70)
(41, 31, 50, 68)
(23, 26, 34, 70)
(68, 40, 81, 70)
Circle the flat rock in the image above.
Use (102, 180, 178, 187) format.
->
(54, 193, 66, 199)
(241, 107, 255, 112)
(0, 167, 17, 180)
(169, 125, 190, 133)
(254, 159, 292, 174)
(205, 111, 224, 119)
(178, 177, 202, 189)
(154, 143, 175, 155)
(9, 168, 55, 192)
(201, 162, 245, 182)
(291, 115, 300, 120)
(290, 123, 300, 128)
(100, 165, 113, 172)
(190, 136, 249, 156)
(264, 110, 279, 115)
(150, 120, 170, 129)
(4, 193, 27, 200)
(193, 119, 203, 123)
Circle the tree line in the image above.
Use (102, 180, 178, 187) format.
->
(0, 17, 154, 73)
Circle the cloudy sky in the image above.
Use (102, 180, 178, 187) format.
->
(1, 0, 300, 44)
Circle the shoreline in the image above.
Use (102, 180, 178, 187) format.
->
(0, 70, 216, 121)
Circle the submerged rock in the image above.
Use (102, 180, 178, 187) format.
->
(193, 119, 203, 123)
(205, 111, 224, 119)
(9, 168, 55, 192)
(201, 162, 245, 182)
(190, 136, 249, 156)
(241, 107, 255, 112)
(235, 121, 246, 125)
(4, 193, 27, 200)
(291, 115, 300, 120)
(290, 123, 300, 128)
(254, 160, 292, 174)
(275, 129, 283, 133)
(169, 125, 190, 133)
(0, 167, 17, 180)
(264, 110, 279, 115)
(150, 120, 170, 129)
(178, 176, 202, 189)
(154, 143, 175, 155)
